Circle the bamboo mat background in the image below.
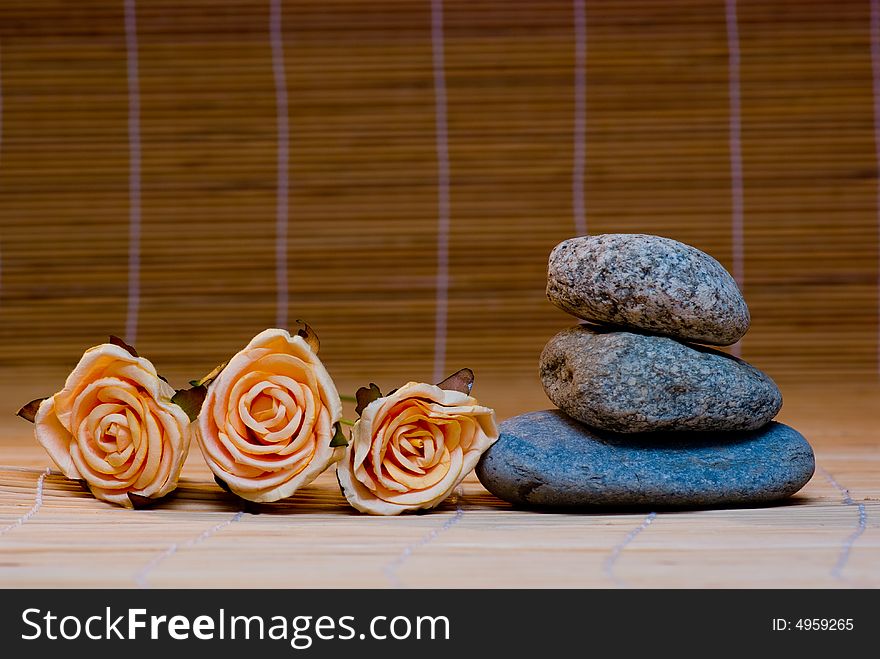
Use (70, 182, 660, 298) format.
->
(1, 0, 879, 385)
(0, 0, 879, 587)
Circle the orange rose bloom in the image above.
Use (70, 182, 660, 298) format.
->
(337, 382, 498, 515)
(195, 328, 343, 502)
(34, 344, 190, 508)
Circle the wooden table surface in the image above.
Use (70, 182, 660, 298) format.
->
(1, 378, 877, 588)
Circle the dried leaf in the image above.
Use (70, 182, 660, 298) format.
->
(329, 422, 349, 447)
(436, 368, 475, 395)
(293, 319, 320, 354)
(213, 476, 259, 513)
(128, 493, 157, 509)
(16, 398, 47, 423)
(244, 502, 261, 514)
(171, 385, 207, 422)
(354, 383, 383, 417)
(189, 361, 227, 388)
(109, 335, 139, 358)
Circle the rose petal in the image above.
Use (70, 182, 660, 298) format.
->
(34, 397, 79, 479)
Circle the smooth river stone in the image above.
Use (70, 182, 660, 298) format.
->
(547, 233, 750, 346)
(476, 411, 815, 508)
(540, 325, 782, 433)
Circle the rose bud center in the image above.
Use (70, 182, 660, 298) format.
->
(385, 419, 451, 490)
(86, 400, 144, 467)
(238, 378, 311, 444)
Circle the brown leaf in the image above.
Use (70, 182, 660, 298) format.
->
(109, 335, 139, 358)
(189, 361, 227, 388)
(293, 319, 320, 354)
(16, 398, 47, 423)
(436, 368, 475, 395)
(171, 385, 207, 422)
(354, 383, 383, 417)
(128, 493, 157, 509)
(243, 501, 262, 514)
(329, 422, 349, 447)
(213, 476, 260, 513)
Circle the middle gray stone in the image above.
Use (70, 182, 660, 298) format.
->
(540, 324, 782, 433)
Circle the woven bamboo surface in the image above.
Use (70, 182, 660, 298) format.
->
(1, 0, 879, 385)
(1, 381, 877, 588)
(1, 0, 879, 588)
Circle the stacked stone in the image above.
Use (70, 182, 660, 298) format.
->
(478, 234, 815, 508)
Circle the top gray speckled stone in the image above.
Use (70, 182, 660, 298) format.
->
(547, 233, 750, 346)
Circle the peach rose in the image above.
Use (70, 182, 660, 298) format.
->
(337, 380, 499, 515)
(195, 328, 344, 503)
(31, 343, 190, 508)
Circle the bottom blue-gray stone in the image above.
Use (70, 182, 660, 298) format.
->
(476, 410, 815, 508)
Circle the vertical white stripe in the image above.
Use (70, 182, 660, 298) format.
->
(572, 0, 587, 236)
(871, 0, 880, 375)
(1, 44, 4, 301)
(0, 42, 4, 162)
(431, 0, 450, 384)
(0, 468, 51, 536)
(384, 488, 464, 588)
(602, 512, 657, 588)
(135, 510, 244, 588)
(270, 0, 290, 329)
(725, 0, 744, 358)
(124, 0, 141, 345)
(818, 467, 868, 582)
